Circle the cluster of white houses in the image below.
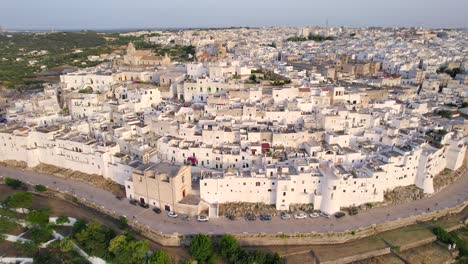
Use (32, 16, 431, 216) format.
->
(1, 38, 467, 216)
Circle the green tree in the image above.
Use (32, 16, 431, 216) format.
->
(14, 241, 38, 257)
(108, 234, 149, 264)
(0, 217, 20, 234)
(437, 110, 452, 119)
(218, 234, 240, 262)
(75, 221, 114, 258)
(30, 226, 53, 244)
(71, 219, 87, 236)
(59, 237, 74, 252)
(118, 216, 128, 229)
(189, 234, 213, 263)
(26, 209, 51, 226)
(5, 191, 33, 213)
(148, 249, 173, 264)
(4, 177, 23, 189)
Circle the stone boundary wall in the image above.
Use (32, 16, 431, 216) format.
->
(228, 201, 467, 247)
(314, 248, 391, 264)
(4, 178, 466, 248)
(398, 236, 437, 252)
(15, 181, 183, 247)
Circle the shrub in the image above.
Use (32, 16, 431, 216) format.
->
(56, 216, 70, 225)
(5, 177, 23, 189)
(148, 249, 173, 264)
(5, 191, 34, 212)
(35, 184, 47, 192)
(118, 216, 128, 229)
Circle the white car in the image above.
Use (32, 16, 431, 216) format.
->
(309, 212, 320, 218)
(294, 212, 307, 219)
(197, 215, 209, 222)
(167, 211, 178, 218)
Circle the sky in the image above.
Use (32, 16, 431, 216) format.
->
(1, 0, 467, 30)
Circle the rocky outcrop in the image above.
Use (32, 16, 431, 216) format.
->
(218, 202, 277, 216)
(384, 185, 427, 205)
(33, 163, 123, 194)
(0, 160, 28, 169)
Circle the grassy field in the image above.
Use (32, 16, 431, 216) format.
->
(310, 236, 388, 262)
(379, 224, 435, 248)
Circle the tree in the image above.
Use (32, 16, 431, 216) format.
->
(249, 74, 257, 82)
(4, 177, 23, 189)
(218, 234, 240, 262)
(14, 241, 38, 256)
(75, 221, 115, 258)
(5, 191, 33, 212)
(148, 249, 173, 264)
(0, 217, 19, 234)
(72, 219, 87, 236)
(118, 216, 128, 229)
(26, 209, 51, 226)
(59, 237, 74, 252)
(108, 234, 149, 264)
(30, 226, 53, 244)
(189, 234, 214, 263)
(35, 184, 47, 192)
(437, 110, 452, 119)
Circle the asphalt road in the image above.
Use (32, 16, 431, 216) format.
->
(1, 165, 467, 235)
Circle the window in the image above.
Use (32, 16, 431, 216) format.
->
(204, 183, 207, 186)
(283, 192, 286, 196)
(255, 182, 260, 186)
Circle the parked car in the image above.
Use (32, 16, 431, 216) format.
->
(260, 213, 272, 221)
(226, 214, 236, 221)
(197, 215, 209, 222)
(280, 212, 291, 220)
(245, 213, 256, 221)
(152, 207, 162, 214)
(181, 214, 190, 221)
(115, 195, 124, 200)
(129, 199, 138, 206)
(167, 211, 178, 218)
(294, 212, 307, 219)
(334, 212, 346, 218)
(348, 207, 359, 215)
(320, 212, 331, 218)
(139, 202, 149, 209)
(309, 212, 320, 218)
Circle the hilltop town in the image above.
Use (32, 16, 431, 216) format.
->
(0, 27, 467, 219)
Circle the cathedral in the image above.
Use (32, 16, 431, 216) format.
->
(123, 42, 171, 66)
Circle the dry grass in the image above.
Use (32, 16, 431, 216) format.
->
(379, 224, 435, 248)
(400, 242, 452, 264)
(310, 236, 387, 262)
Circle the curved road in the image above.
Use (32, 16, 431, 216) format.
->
(1, 165, 467, 235)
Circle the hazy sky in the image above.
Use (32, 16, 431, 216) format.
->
(1, 0, 467, 30)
